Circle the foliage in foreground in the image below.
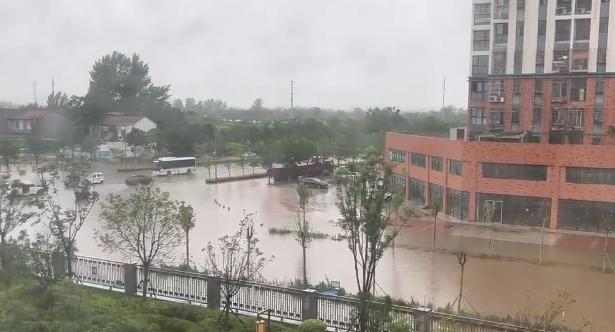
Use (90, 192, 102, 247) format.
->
(0, 280, 297, 332)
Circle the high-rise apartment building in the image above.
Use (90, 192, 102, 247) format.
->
(384, 0, 615, 233)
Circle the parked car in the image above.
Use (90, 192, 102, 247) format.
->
(9, 180, 45, 196)
(125, 174, 153, 186)
(298, 177, 329, 189)
(87, 172, 104, 184)
(366, 188, 393, 202)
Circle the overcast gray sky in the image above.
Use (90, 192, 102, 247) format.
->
(0, 0, 470, 110)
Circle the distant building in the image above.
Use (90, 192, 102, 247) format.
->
(0, 109, 68, 140)
(89, 113, 157, 160)
(89, 113, 157, 142)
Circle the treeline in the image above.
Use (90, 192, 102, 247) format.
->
(1, 51, 466, 161)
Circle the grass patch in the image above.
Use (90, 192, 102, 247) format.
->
(205, 172, 268, 184)
(268, 227, 330, 240)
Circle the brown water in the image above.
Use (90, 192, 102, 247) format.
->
(15, 163, 615, 331)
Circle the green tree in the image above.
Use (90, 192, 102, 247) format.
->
(79, 135, 100, 161)
(26, 137, 47, 167)
(280, 138, 317, 166)
(172, 98, 184, 109)
(0, 140, 20, 171)
(248, 157, 260, 174)
(223, 160, 232, 177)
(179, 202, 196, 267)
(35, 161, 99, 277)
(0, 180, 36, 284)
(294, 184, 313, 286)
(333, 158, 407, 332)
(46, 91, 69, 110)
(125, 128, 149, 147)
(96, 187, 184, 301)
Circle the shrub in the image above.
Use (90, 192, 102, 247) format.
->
(298, 319, 327, 332)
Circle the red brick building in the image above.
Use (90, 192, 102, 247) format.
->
(383, 1, 615, 233)
(385, 129, 615, 233)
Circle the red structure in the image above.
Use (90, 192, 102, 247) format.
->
(385, 132, 615, 233)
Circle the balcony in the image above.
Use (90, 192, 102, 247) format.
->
(552, 50, 570, 73)
(550, 109, 585, 132)
(488, 111, 505, 131)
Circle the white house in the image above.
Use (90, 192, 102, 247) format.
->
(90, 113, 157, 160)
(90, 113, 157, 141)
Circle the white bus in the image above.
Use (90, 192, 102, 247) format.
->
(152, 157, 197, 176)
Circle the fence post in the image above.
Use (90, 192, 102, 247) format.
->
(414, 307, 432, 332)
(301, 289, 318, 321)
(124, 263, 138, 296)
(51, 251, 65, 280)
(207, 276, 221, 310)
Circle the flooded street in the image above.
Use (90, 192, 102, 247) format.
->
(13, 163, 615, 330)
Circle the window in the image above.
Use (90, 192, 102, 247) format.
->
(533, 107, 542, 132)
(552, 79, 568, 99)
(576, 0, 592, 13)
(449, 160, 462, 176)
(596, 78, 605, 94)
(494, 0, 509, 19)
(538, 20, 547, 35)
(536, 51, 545, 65)
(430, 184, 444, 205)
(600, 18, 609, 34)
(574, 19, 591, 42)
(513, 79, 521, 94)
(408, 178, 426, 206)
(431, 156, 443, 172)
(570, 78, 587, 102)
(535, 79, 544, 93)
(597, 49, 607, 64)
(512, 108, 520, 123)
(472, 55, 489, 75)
(553, 50, 570, 73)
(566, 167, 615, 185)
(514, 51, 523, 72)
(482, 163, 548, 181)
(494, 23, 509, 44)
(489, 109, 504, 127)
(471, 81, 488, 100)
(474, 3, 491, 25)
(594, 108, 604, 123)
(411, 153, 426, 167)
(389, 150, 406, 163)
(492, 51, 507, 74)
(571, 49, 589, 72)
(473, 30, 490, 51)
(555, 20, 571, 42)
(447, 189, 470, 220)
(390, 174, 407, 199)
(568, 109, 584, 127)
(516, 22, 524, 36)
(556, 0, 572, 14)
(471, 108, 487, 125)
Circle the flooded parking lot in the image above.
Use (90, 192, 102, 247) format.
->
(13, 163, 615, 330)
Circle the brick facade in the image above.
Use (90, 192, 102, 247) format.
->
(385, 133, 615, 229)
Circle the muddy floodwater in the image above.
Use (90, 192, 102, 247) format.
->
(15, 163, 615, 330)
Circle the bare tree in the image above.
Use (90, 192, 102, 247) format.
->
(484, 201, 500, 257)
(223, 161, 232, 177)
(0, 177, 37, 276)
(34, 161, 99, 277)
(333, 158, 407, 332)
(454, 250, 468, 312)
(294, 183, 313, 286)
(538, 199, 551, 264)
(204, 212, 271, 329)
(96, 186, 184, 301)
(179, 202, 196, 267)
(431, 199, 441, 250)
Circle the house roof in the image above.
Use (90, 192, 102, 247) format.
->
(9, 109, 50, 120)
(98, 114, 145, 126)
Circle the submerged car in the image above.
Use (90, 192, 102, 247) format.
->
(298, 177, 329, 189)
(125, 174, 153, 186)
(87, 172, 104, 184)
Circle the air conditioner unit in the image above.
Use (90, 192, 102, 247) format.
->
(489, 96, 505, 103)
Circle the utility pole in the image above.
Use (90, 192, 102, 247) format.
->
(51, 77, 55, 97)
(441, 77, 446, 119)
(33, 81, 38, 106)
(289, 81, 295, 119)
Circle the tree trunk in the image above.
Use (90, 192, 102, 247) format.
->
(0, 234, 7, 283)
(185, 231, 190, 267)
(433, 216, 437, 250)
(142, 264, 149, 301)
(458, 265, 464, 312)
